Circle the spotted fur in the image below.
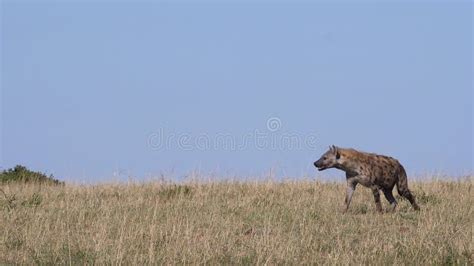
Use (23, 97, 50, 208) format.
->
(314, 145, 420, 213)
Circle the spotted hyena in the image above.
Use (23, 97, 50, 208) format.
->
(314, 145, 420, 213)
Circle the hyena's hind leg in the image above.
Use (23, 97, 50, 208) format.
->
(396, 177, 420, 211)
(382, 188, 397, 212)
(371, 186, 383, 213)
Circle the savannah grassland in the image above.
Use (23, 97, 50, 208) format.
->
(1, 179, 472, 264)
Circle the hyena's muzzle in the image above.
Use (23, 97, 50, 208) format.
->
(313, 157, 333, 171)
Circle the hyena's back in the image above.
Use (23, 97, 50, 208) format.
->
(346, 149, 419, 209)
(345, 149, 409, 190)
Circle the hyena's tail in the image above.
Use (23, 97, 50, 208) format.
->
(396, 166, 420, 210)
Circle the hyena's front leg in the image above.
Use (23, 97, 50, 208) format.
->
(344, 179, 357, 213)
(371, 186, 383, 213)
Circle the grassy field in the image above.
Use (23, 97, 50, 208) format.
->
(1, 179, 472, 264)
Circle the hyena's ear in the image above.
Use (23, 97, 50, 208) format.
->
(332, 145, 341, 159)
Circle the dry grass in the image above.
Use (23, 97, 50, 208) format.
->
(1, 179, 472, 264)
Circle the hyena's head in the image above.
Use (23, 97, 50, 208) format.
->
(314, 145, 341, 171)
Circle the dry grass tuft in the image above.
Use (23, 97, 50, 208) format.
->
(1, 179, 472, 264)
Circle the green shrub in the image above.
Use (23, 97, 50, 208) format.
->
(0, 165, 63, 185)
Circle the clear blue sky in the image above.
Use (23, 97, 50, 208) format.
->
(1, 2, 472, 182)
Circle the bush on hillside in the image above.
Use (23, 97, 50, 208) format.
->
(0, 165, 63, 185)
